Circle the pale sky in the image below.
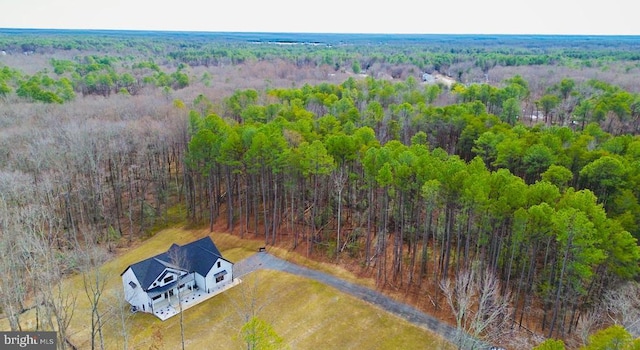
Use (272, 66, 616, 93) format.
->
(0, 0, 638, 35)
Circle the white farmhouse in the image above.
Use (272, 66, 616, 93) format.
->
(120, 236, 234, 317)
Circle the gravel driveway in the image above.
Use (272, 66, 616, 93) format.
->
(234, 252, 479, 347)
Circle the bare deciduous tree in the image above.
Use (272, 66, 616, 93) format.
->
(103, 288, 132, 350)
(0, 201, 28, 331)
(440, 263, 512, 349)
(26, 234, 77, 350)
(167, 246, 190, 350)
(604, 281, 640, 338)
(80, 239, 110, 350)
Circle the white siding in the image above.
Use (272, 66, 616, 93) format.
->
(194, 272, 206, 292)
(203, 258, 234, 293)
(121, 267, 150, 312)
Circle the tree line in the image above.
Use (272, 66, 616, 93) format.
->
(5, 31, 640, 90)
(0, 96, 187, 346)
(183, 76, 640, 341)
(0, 55, 190, 103)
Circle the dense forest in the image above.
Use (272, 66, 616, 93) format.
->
(1, 30, 640, 349)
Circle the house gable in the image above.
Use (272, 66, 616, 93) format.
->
(121, 266, 149, 309)
(121, 236, 237, 319)
(125, 257, 171, 291)
(121, 236, 232, 291)
(122, 266, 141, 289)
(148, 267, 188, 291)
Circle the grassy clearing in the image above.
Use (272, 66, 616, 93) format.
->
(3, 225, 453, 349)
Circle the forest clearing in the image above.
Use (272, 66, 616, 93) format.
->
(0, 224, 452, 349)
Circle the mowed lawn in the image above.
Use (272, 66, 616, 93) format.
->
(4, 226, 453, 349)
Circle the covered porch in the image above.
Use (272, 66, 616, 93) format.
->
(151, 277, 241, 321)
(148, 274, 195, 311)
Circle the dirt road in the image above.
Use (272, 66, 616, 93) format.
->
(234, 252, 483, 347)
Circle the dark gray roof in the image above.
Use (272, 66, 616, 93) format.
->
(122, 237, 230, 291)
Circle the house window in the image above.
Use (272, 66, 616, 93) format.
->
(179, 283, 185, 290)
(129, 281, 137, 289)
(215, 270, 227, 283)
(163, 275, 174, 283)
(152, 295, 162, 301)
(217, 261, 221, 268)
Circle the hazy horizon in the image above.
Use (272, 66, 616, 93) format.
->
(1, 0, 638, 36)
(3, 28, 639, 39)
